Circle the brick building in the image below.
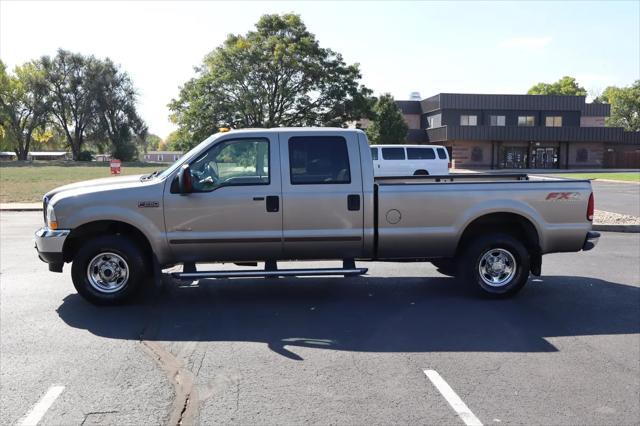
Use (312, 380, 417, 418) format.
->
(393, 93, 640, 169)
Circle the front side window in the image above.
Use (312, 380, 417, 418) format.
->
(407, 148, 436, 160)
(189, 138, 270, 192)
(490, 115, 506, 126)
(460, 115, 478, 126)
(289, 136, 351, 185)
(545, 116, 563, 127)
(382, 147, 406, 160)
(370, 147, 379, 160)
(518, 116, 535, 126)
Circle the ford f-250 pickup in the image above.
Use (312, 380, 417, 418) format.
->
(35, 128, 599, 304)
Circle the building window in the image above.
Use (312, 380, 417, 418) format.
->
(576, 148, 589, 162)
(460, 115, 477, 126)
(545, 116, 562, 127)
(518, 116, 535, 126)
(490, 115, 506, 126)
(427, 114, 442, 128)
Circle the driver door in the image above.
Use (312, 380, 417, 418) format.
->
(163, 134, 283, 262)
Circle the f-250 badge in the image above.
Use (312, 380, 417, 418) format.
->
(138, 201, 160, 208)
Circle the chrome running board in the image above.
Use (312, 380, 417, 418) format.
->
(172, 267, 368, 280)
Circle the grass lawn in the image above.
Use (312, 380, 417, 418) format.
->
(0, 163, 162, 203)
(554, 172, 640, 183)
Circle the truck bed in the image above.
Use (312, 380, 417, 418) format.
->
(374, 174, 592, 259)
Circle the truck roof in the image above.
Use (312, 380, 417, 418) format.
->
(217, 127, 366, 135)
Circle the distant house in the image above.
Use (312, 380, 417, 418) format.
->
(144, 151, 183, 163)
(27, 151, 71, 161)
(0, 151, 17, 161)
(93, 154, 111, 162)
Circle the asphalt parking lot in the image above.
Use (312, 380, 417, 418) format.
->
(591, 181, 640, 217)
(1, 211, 639, 425)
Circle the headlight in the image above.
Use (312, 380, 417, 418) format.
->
(46, 204, 58, 230)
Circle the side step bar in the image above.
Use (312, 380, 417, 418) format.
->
(172, 267, 368, 280)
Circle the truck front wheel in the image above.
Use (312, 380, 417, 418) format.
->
(461, 233, 530, 297)
(71, 235, 147, 305)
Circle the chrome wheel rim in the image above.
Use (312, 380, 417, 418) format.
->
(86, 252, 129, 293)
(478, 248, 517, 287)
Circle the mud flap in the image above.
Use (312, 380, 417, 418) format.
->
(530, 252, 542, 276)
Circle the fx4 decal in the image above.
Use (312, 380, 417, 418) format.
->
(545, 192, 581, 200)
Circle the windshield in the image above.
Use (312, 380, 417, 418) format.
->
(156, 133, 223, 180)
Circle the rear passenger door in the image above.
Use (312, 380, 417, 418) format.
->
(280, 131, 364, 260)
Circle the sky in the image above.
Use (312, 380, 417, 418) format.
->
(1, 1, 638, 139)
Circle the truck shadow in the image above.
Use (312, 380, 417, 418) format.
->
(56, 275, 640, 360)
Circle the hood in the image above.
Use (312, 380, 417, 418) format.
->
(45, 174, 146, 202)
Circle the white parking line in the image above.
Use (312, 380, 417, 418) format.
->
(18, 385, 65, 426)
(424, 369, 483, 426)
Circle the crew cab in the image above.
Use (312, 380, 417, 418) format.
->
(35, 128, 599, 304)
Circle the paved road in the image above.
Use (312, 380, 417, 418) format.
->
(2, 212, 639, 425)
(591, 181, 640, 217)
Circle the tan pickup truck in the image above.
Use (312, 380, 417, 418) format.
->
(35, 128, 599, 304)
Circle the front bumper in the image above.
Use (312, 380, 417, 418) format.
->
(582, 231, 600, 251)
(34, 227, 70, 271)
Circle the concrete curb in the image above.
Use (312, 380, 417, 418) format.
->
(0, 205, 42, 212)
(592, 224, 640, 233)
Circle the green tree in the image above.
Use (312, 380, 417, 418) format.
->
(144, 133, 162, 152)
(169, 13, 373, 149)
(366, 94, 408, 145)
(596, 81, 640, 131)
(40, 50, 99, 160)
(0, 60, 49, 160)
(164, 130, 184, 151)
(90, 58, 147, 161)
(527, 76, 587, 96)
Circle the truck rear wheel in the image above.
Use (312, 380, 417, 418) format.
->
(461, 233, 530, 297)
(71, 235, 147, 305)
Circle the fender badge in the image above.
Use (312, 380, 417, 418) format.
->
(138, 201, 160, 208)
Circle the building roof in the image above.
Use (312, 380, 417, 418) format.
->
(146, 151, 183, 154)
(395, 100, 422, 114)
(422, 93, 593, 112)
(581, 102, 610, 117)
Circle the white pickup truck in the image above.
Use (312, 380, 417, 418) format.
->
(35, 128, 599, 305)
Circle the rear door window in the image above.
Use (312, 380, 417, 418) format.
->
(382, 148, 406, 160)
(407, 148, 436, 160)
(436, 148, 448, 159)
(289, 136, 351, 184)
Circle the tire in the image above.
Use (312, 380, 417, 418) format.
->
(413, 170, 429, 176)
(431, 259, 457, 277)
(71, 235, 148, 305)
(460, 233, 530, 297)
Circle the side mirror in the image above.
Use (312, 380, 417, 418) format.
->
(178, 164, 193, 195)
